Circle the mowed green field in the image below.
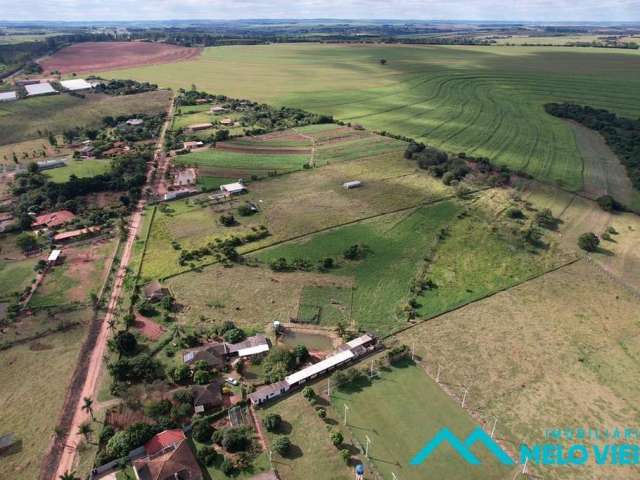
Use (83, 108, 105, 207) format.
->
(176, 148, 309, 173)
(44, 159, 111, 182)
(99, 44, 640, 192)
(0, 90, 171, 145)
(330, 361, 514, 480)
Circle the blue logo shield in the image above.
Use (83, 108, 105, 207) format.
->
(411, 427, 514, 466)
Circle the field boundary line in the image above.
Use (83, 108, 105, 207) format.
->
(383, 255, 584, 341)
(134, 205, 157, 284)
(160, 187, 492, 282)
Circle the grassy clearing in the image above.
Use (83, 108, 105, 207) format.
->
(44, 159, 111, 182)
(0, 138, 70, 167)
(330, 361, 513, 480)
(0, 257, 37, 301)
(415, 205, 573, 319)
(258, 392, 352, 480)
(176, 148, 310, 173)
(0, 90, 171, 145)
(255, 201, 462, 335)
(396, 260, 640, 480)
(100, 43, 640, 191)
(167, 264, 352, 331)
(0, 325, 87, 479)
(298, 285, 352, 326)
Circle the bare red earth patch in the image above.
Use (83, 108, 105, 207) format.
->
(39, 41, 202, 75)
(134, 313, 166, 341)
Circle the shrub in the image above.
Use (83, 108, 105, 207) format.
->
(222, 427, 251, 453)
(223, 328, 246, 344)
(506, 207, 525, 219)
(578, 232, 600, 252)
(192, 420, 214, 443)
(343, 244, 369, 260)
(263, 413, 282, 433)
(273, 436, 291, 456)
(535, 208, 560, 230)
(114, 331, 138, 356)
(302, 386, 316, 401)
(330, 431, 344, 448)
(340, 448, 351, 464)
(143, 399, 172, 419)
(170, 364, 192, 384)
(193, 369, 214, 385)
(317, 408, 327, 419)
(220, 214, 237, 227)
(596, 195, 623, 212)
(221, 458, 235, 475)
(212, 429, 224, 445)
(198, 446, 218, 466)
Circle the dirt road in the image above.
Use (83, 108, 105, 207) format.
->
(50, 95, 175, 480)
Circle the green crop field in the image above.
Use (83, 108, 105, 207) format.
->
(330, 361, 514, 480)
(255, 201, 462, 335)
(44, 159, 111, 182)
(99, 43, 640, 193)
(0, 90, 171, 145)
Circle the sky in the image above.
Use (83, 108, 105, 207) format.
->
(3, 0, 640, 22)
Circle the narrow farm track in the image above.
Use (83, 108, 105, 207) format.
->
(46, 95, 176, 480)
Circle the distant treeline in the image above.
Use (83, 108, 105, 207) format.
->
(545, 103, 640, 191)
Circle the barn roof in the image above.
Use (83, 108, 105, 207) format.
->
(59, 78, 93, 91)
(25, 82, 57, 96)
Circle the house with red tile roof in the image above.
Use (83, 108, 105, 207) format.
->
(32, 210, 75, 229)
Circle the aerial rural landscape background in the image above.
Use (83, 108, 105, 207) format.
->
(1, 3, 640, 480)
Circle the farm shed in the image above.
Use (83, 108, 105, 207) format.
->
(163, 188, 196, 201)
(37, 158, 67, 170)
(143, 280, 169, 302)
(226, 335, 270, 358)
(0, 91, 17, 102)
(247, 381, 290, 406)
(187, 123, 213, 132)
(220, 118, 234, 126)
(343, 180, 362, 189)
(53, 226, 101, 243)
(210, 106, 226, 113)
(47, 249, 62, 265)
(220, 182, 246, 195)
(24, 82, 57, 96)
(286, 349, 355, 386)
(192, 380, 223, 410)
(182, 141, 204, 150)
(59, 78, 93, 91)
(32, 210, 76, 229)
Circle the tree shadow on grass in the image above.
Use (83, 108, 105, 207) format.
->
(282, 444, 303, 460)
(276, 420, 293, 435)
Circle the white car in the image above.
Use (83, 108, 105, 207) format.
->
(225, 377, 239, 386)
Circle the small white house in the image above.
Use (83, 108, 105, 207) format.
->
(343, 180, 363, 189)
(59, 79, 93, 91)
(48, 249, 62, 265)
(220, 182, 246, 195)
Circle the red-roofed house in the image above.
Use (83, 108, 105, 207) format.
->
(144, 429, 186, 456)
(32, 210, 75, 229)
(133, 437, 202, 480)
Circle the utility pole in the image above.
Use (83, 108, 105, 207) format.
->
(436, 363, 441, 383)
(491, 417, 498, 439)
(365, 435, 372, 458)
(461, 386, 469, 408)
(268, 450, 273, 469)
(411, 342, 415, 361)
(327, 378, 331, 398)
(392, 473, 399, 480)
(344, 404, 350, 426)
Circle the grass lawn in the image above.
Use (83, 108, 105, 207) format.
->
(0, 257, 37, 300)
(44, 158, 111, 182)
(415, 207, 572, 319)
(197, 175, 233, 191)
(0, 325, 86, 479)
(330, 361, 514, 480)
(258, 392, 353, 480)
(255, 201, 462, 335)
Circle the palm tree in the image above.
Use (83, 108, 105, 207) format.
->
(59, 470, 80, 480)
(78, 422, 93, 443)
(81, 396, 95, 421)
(107, 318, 116, 332)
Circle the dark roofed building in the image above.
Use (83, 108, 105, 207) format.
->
(183, 342, 227, 370)
(192, 380, 223, 411)
(144, 280, 169, 302)
(133, 437, 202, 480)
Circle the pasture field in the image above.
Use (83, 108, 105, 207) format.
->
(176, 148, 309, 174)
(0, 90, 171, 145)
(0, 138, 69, 167)
(167, 264, 352, 331)
(44, 159, 111, 182)
(256, 202, 462, 335)
(0, 325, 88, 480)
(415, 204, 575, 319)
(258, 391, 353, 480)
(396, 260, 640, 480)
(329, 361, 514, 480)
(99, 43, 640, 192)
(29, 238, 115, 308)
(0, 257, 37, 301)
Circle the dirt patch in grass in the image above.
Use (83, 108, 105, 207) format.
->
(215, 143, 312, 155)
(134, 313, 166, 341)
(39, 41, 202, 74)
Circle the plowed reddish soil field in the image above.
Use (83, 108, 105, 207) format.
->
(39, 41, 202, 74)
